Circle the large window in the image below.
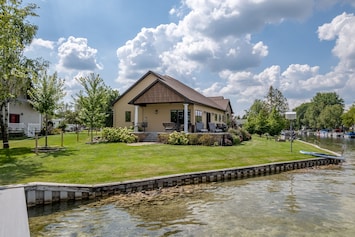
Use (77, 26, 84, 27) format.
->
(170, 110, 190, 124)
(195, 110, 202, 123)
(9, 114, 20, 123)
(125, 111, 131, 122)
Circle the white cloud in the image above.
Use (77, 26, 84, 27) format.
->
(57, 36, 103, 72)
(116, 0, 314, 87)
(198, 11, 355, 114)
(26, 38, 55, 52)
(317, 12, 355, 107)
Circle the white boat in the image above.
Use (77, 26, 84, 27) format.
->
(300, 150, 344, 160)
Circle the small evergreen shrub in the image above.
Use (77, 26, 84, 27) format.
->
(168, 131, 189, 145)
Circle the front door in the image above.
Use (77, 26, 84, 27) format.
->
(206, 112, 211, 130)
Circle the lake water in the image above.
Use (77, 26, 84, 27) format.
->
(29, 137, 355, 236)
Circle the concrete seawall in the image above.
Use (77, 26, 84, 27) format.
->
(3, 158, 342, 207)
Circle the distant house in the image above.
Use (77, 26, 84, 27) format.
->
(6, 94, 42, 137)
(112, 71, 234, 133)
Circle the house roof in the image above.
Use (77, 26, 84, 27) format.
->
(115, 70, 233, 112)
(208, 96, 234, 114)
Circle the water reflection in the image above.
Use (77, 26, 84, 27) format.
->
(29, 137, 355, 236)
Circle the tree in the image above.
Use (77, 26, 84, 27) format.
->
(105, 87, 119, 127)
(244, 99, 271, 135)
(28, 71, 65, 147)
(0, 0, 39, 148)
(342, 105, 355, 130)
(75, 73, 109, 143)
(244, 86, 288, 136)
(304, 92, 344, 130)
(318, 104, 343, 129)
(267, 107, 286, 136)
(264, 86, 289, 114)
(294, 102, 311, 130)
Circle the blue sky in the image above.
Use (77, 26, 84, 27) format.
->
(23, 0, 355, 116)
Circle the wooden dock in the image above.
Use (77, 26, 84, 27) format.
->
(0, 187, 30, 237)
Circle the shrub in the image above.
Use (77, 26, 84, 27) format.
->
(228, 127, 251, 142)
(188, 133, 199, 145)
(231, 134, 242, 145)
(221, 133, 234, 146)
(101, 127, 137, 143)
(168, 131, 189, 145)
(198, 134, 214, 146)
(239, 127, 252, 141)
(158, 133, 169, 144)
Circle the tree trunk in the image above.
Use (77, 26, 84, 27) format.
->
(1, 102, 10, 149)
(44, 114, 48, 147)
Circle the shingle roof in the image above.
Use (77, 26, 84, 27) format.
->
(157, 74, 224, 110)
(208, 96, 234, 114)
(115, 70, 231, 112)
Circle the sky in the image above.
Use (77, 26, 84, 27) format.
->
(23, 0, 355, 116)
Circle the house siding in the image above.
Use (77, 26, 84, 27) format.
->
(7, 100, 41, 136)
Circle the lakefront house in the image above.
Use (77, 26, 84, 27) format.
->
(112, 71, 234, 133)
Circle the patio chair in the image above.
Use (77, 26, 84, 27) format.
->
(196, 122, 208, 132)
(209, 122, 223, 133)
(163, 122, 176, 132)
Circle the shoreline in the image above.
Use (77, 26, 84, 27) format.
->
(4, 156, 342, 207)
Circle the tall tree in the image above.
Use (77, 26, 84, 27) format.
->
(267, 107, 286, 136)
(0, 0, 38, 148)
(244, 86, 288, 136)
(75, 73, 109, 143)
(294, 102, 311, 130)
(305, 92, 344, 129)
(319, 104, 343, 129)
(105, 87, 119, 127)
(342, 105, 355, 130)
(264, 86, 289, 114)
(244, 99, 269, 135)
(28, 71, 65, 147)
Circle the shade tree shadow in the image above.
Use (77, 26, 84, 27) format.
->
(0, 147, 77, 185)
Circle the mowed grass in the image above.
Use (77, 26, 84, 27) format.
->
(0, 132, 325, 185)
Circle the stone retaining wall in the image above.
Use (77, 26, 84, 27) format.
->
(3, 158, 342, 207)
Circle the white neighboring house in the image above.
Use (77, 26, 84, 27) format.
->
(51, 118, 78, 132)
(7, 95, 42, 137)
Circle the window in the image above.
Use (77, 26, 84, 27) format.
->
(170, 110, 190, 124)
(195, 110, 202, 123)
(125, 111, 131, 122)
(9, 114, 20, 123)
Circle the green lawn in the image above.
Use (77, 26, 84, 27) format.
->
(0, 132, 325, 185)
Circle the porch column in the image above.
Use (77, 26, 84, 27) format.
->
(183, 103, 188, 133)
(134, 105, 139, 132)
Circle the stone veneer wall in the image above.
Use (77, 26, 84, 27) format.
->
(3, 158, 342, 207)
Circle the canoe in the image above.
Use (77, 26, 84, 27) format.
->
(300, 150, 344, 160)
